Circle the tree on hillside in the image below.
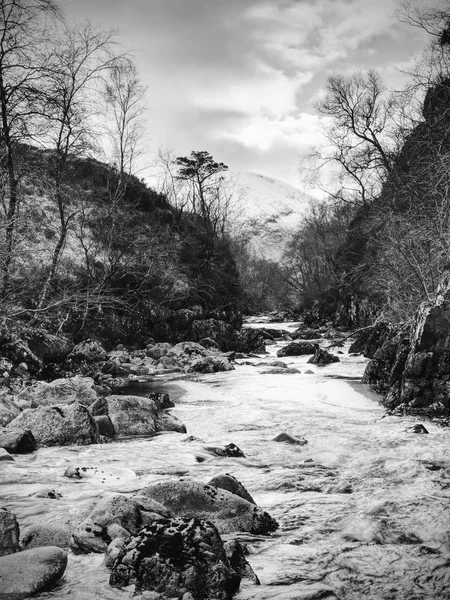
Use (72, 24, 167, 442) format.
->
(36, 21, 121, 310)
(310, 70, 398, 207)
(0, 0, 60, 298)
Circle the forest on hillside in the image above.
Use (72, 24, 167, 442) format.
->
(0, 0, 242, 345)
(259, 1, 450, 326)
(2, 0, 450, 341)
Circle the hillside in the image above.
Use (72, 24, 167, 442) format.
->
(227, 172, 313, 261)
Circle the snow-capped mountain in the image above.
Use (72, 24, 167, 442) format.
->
(227, 171, 313, 261)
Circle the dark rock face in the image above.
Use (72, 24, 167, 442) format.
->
(7, 403, 100, 447)
(307, 348, 340, 366)
(90, 395, 186, 437)
(364, 279, 450, 415)
(109, 517, 241, 600)
(188, 356, 234, 374)
(167, 309, 197, 332)
(207, 474, 256, 505)
(141, 479, 278, 535)
(0, 509, 20, 556)
(277, 342, 318, 357)
(349, 322, 394, 358)
(272, 432, 307, 446)
(0, 428, 36, 454)
(0, 546, 67, 599)
(233, 328, 266, 353)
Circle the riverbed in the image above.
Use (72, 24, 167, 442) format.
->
(2, 322, 450, 600)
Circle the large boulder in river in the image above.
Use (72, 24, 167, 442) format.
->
(307, 348, 340, 366)
(0, 393, 21, 426)
(90, 395, 186, 437)
(109, 517, 241, 599)
(277, 341, 318, 357)
(157, 341, 209, 371)
(0, 428, 36, 453)
(71, 494, 143, 554)
(0, 546, 67, 599)
(188, 356, 234, 374)
(141, 479, 278, 535)
(0, 509, 20, 556)
(207, 474, 256, 505)
(67, 339, 108, 363)
(7, 402, 100, 447)
(19, 375, 97, 408)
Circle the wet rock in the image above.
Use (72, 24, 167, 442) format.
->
(0, 448, 13, 461)
(157, 342, 209, 371)
(224, 539, 260, 584)
(7, 403, 100, 447)
(188, 356, 234, 373)
(199, 337, 220, 349)
(204, 443, 245, 458)
(94, 415, 115, 438)
(63, 464, 136, 487)
(0, 393, 21, 426)
(149, 392, 174, 410)
(21, 523, 72, 550)
(0, 428, 36, 453)
(146, 342, 172, 360)
(277, 342, 318, 358)
(141, 479, 278, 535)
(260, 367, 300, 374)
(31, 489, 63, 499)
(255, 360, 287, 368)
(307, 348, 340, 366)
(272, 432, 308, 445)
(233, 328, 266, 353)
(0, 546, 67, 599)
(105, 537, 126, 568)
(91, 395, 185, 437)
(189, 319, 236, 351)
(67, 339, 108, 363)
(24, 375, 98, 408)
(207, 474, 256, 505)
(0, 509, 20, 556)
(407, 423, 429, 434)
(291, 327, 322, 340)
(109, 517, 241, 599)
(71, 494, 143, 554)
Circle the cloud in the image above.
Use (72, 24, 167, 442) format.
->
(59, 0, 430, 187)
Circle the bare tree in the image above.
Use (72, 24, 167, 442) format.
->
(0, 0, 60, 298)
(36, 21, 120, 309)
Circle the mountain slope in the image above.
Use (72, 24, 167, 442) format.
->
(228, 172, 313, 261)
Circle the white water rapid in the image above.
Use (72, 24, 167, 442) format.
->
(1, 320, 450, 600)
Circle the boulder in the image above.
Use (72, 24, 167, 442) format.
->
(207, 474, 256, 505)
(224, 539, 260, 584)
(188, 356, 234, 374)
(277, 342, 319, 357)
(0, 328, 42, 374)
(109, 517, 241, 599)
(233, 328, 266, 353)
(67, 339, 108, 363)
(157, 341, 209, 371)
(0, 428, 36, 453)
(141, 479, 278, 535)
(22, 376, 98, 408)
(146, 342, 172, 360)
(94, 415, 115, 437)
(307, 348, 340, 366)
(22, 328, 73, 364)
(199, 337, 220, 349)
(21, 523, 72, 550)
(90, 395, 185, 437)
(188, 319, 236, 351)
(0, 509, 20, 556)
(204, 443, 245, 458)
(71, 494, 143, 554)
(0, 448, 13, 461)
(272, 432, 308, 445)
(0, 394, 21, 426)
(7, 403, 100, 447)
(0, 546, 67, 599)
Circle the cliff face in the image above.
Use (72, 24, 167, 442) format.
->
(362, 275, 450, 416)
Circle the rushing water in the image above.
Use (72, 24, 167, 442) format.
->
(2, 322, 450, 600)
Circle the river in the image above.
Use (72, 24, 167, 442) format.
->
(1, 320, 450, 600)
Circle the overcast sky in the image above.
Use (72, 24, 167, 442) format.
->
(58, 0, 431, 189)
